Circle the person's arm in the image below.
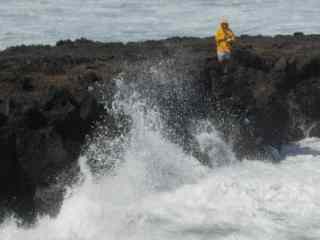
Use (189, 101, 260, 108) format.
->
(215, 30, 226, 43)
(227, 30, 236, 42)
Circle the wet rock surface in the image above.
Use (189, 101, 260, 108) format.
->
(1, 35, 320, 220)
(205, 35, 320, 160)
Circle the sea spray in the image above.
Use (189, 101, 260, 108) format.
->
(2, 81, 320, 240)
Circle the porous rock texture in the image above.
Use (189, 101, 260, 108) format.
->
(1, 34, 320, 220)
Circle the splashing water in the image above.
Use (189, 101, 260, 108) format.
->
(2, 82, 320, 240)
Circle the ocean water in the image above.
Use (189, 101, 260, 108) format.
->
(1, 0, 320, 49)
(2, 79, 320, 240)
(2, 1, 320, 239)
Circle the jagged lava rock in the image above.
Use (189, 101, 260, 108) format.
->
(1, 35, 320, 219)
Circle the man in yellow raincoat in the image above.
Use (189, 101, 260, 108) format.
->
(215, 18, 236, 73)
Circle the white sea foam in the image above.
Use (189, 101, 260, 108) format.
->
(2, 82, 320, 239)
(1, 1, 320, 238)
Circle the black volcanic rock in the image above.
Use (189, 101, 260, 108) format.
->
(202, 35, 320, 159)
(1, 35, 320, 220)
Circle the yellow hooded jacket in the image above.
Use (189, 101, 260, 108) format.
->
(215, 24, 235, 54)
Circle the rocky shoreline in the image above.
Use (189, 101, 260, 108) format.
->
(1, 34, 320, 221)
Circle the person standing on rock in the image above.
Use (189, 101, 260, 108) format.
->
(215, 17, 236, 74)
